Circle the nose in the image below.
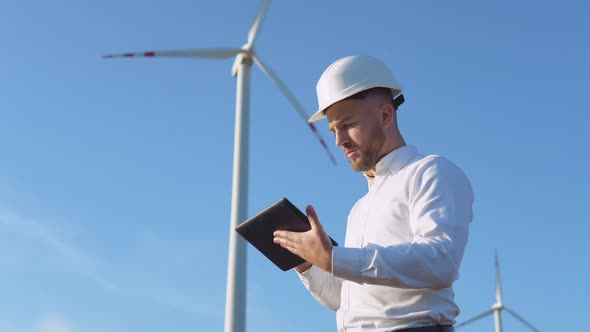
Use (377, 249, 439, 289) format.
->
(335, 129, 350, 148)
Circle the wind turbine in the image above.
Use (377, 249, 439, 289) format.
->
(103, 1, 336, 331)
(456, 250, 540, 332)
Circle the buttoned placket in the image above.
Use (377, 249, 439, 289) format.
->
(359, 162, 391, 253)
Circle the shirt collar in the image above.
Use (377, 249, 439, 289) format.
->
(364, 145, 419, 186)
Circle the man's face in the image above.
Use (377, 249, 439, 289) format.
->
(326, 96, 386, 172)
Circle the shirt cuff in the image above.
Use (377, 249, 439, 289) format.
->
(297, 264, 322, 287)
(332, 246, 364, 284)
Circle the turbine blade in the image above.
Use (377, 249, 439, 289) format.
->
(252, 55, 337, 165)
(495, 249, 503, 304)
(247, 0, 270, 48)
(103, 48, 243, 59)
(505, 308, 540, 332)
(455, 309, 494, 328)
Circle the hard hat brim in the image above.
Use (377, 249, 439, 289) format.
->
(308, 87, 403, 123)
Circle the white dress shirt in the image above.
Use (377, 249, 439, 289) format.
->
(298, 145, 473, 332)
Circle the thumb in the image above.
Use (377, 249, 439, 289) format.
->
(306, 205, 321, 230)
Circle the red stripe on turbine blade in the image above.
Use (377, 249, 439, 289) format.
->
(123, 53, 134, 57)
(309, 123, 317, 132)
(144, 52, 156, 57)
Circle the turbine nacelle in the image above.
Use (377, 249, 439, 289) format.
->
(492, 303, 504, 310)
(232, 45, 255, 77)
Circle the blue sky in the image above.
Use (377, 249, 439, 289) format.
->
(1, 0, 589, 331)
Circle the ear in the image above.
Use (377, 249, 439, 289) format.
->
(380, 103, 395, 128)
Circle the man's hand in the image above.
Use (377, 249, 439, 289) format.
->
(273, 205, 333, 272)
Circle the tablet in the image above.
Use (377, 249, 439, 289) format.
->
(235, 197, 338, 271)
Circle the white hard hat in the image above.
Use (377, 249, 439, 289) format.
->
(308, 55, 404, 122)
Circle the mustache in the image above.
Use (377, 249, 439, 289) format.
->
(342, 144, 359, 154)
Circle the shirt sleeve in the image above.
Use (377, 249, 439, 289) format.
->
(297, 264, 344, 311)
(332, 157, 474, 289)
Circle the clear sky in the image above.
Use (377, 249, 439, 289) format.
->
(1, 0, 588, 331)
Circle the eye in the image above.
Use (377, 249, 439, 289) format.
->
(344, 122, 356, 129)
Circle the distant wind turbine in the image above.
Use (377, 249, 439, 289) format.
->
(456, 250, 540, 332)
(103, 1, 336, 331)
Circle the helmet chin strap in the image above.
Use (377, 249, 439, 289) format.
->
(393, 94, 405, 109)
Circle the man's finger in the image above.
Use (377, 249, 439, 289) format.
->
(306, 205, 321, 230)
(274, 230, 295, 240)
(273, 237, 300, 256)
(272, 237, 296, 248)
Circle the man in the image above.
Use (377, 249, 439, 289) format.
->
(273, 55, 473, 332)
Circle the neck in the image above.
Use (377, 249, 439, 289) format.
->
(365, 135, 406, 177)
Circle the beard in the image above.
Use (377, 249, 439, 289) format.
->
(345, 129, 386, 172)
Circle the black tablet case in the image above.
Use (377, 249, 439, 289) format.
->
(235, 198, 338, 271)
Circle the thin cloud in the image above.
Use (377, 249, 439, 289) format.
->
(0, 208, 117, 291)
(0, 207, 222, 318)
(39, 315, 73, 332)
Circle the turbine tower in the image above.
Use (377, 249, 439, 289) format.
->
(103, 1, 335, 331)
(456, 250, 540, 332)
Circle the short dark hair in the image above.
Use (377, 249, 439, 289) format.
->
(323, 87, 404, 116)
(344, 87, 404, 110)
(344, 87, 393, 101)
